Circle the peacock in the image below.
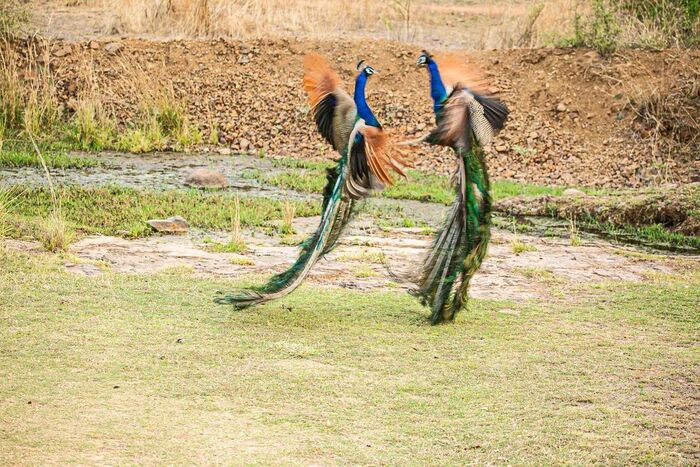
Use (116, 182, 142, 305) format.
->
(215, 54, 405, 308)
(406, 50, 508, 324)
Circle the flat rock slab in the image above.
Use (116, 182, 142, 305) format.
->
(35, 217, 686, 303)
(147, 216, 189, 233)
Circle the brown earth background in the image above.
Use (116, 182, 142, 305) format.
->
(14, 1, 700, 188)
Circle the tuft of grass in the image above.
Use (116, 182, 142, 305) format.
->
(36, 209, 74, 252)
(0, 45, 62, 142)
(0, 185, 19, 238)
(513, 266, 556, 281)
(574, 0, 621, 54)
(70, 98, 116, 151)
(569, 216, 582, 246)
(0, 0, 28, 39)
(229, 256, 255, 266)
(281, 201, 295, 235)
(510, 218, 538, 254)
(206, 106, 219, 145)
(511, 239, 538, 254)
(117, 115, 167, 153)
(353, 264, 379, 278)
(210, 197, 247, 253)
(172, 119, 203, 151)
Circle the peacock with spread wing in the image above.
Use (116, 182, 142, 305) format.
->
(215, 54, 405, 308)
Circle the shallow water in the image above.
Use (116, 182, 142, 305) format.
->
(0, 151, 311, 199)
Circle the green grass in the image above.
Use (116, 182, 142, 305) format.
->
(0, 250, 697, 464)
(209, 239, 248, 254)
(257, 158, 565, 206)
(582, 218, 700, 251)
(5, 186, 320, 238)
(0, 145, 99, 169)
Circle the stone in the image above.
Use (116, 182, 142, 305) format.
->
(217, 147, 232, 155)
(556, 103, 567, 112)
(89, 41, 100, 50)
(184, 169, 228, 188)
(147, 216, 189, 233)
(104, 42, 123, 55)
(237, 54, 250, 65)
(239, 138, 251, 151)
(562, 188, 586, 198)
(53, 46, 71, 57)
(495, 144, 508, 153)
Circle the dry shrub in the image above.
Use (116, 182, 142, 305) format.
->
(104, 0, 412, 40)
(613, 0, 700, 48)
(98, 0, 589, 49)
(111, 60, 201, 151)
(0, 43, 61, 140)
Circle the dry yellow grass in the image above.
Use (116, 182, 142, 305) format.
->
(99, 0, 586, 48)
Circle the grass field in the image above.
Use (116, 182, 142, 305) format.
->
(1, 249, 698, 464)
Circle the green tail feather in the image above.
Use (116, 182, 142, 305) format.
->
(416, 146, 491, 324)
(215, 161, 353, 308)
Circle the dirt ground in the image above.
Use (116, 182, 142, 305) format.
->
(11, 1, 699, 189)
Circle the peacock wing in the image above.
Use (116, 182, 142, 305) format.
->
(303, 53, 357, 153)
(345, 122, 407, 199)
(429, 85, 509, 150)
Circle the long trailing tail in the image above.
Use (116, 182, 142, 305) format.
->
(416, 146, 491, 324)
(214, 162, 352, 308)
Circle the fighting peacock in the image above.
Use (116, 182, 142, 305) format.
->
(407, 50, 509, 324)
(215, 54, 405, 308)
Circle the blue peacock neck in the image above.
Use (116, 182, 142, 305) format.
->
(354, 72, 379, 127)
(427, 60, 448, 114)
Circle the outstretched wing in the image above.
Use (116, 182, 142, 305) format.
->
(345, 122, 407, 199)
(428, 84, 509, 151)
(433, 53, 489, 96)
(303, 53, 356, 152)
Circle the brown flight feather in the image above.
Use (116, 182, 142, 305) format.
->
(433, 53, 489, 94)
(303, 53, 342, 109)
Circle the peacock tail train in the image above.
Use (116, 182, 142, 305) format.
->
(417, 146, 491, 324)
(215, 160, 351, 308)
(412, 50, 508, 324)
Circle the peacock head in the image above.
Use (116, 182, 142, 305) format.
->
(356, 60, 378, 77)
(416, 50, 433, 68)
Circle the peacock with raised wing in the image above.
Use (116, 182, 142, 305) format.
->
(215, 54, 405, 308)
(408, 50, 509, 324)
